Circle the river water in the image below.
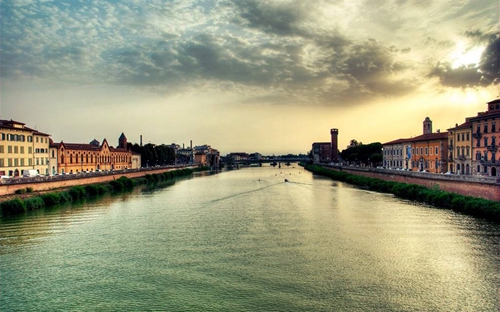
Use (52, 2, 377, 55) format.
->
(0, 165, 499, 311)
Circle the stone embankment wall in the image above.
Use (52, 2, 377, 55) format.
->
(0, 166, 197, 197)
(322, 165, 500, 202)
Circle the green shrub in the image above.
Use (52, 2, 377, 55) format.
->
(41, 193, 61, 205)
(24, 197, 45, 211)
(26, 187, 34, 193)
(109, 179, 124, 191)
(0, 198, 26, 215)
(69, 186, 86, 199)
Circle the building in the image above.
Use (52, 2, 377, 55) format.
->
(194, 145, 220, 167)
(409, 118, 448, 173)
(470, 99, 500, 176)
(447, 119, 472, 175)
(0, 119, 50, 177)
(382, 138, 412, 169)
(312, 142, 332, 163)
(56, 133, 133, 174)
(330, 128, 339, 162)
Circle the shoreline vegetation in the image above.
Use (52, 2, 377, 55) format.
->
(0, 167, 209, 217)
(304, 164, 500, 222)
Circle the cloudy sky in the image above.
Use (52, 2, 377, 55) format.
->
(1, 0, 499, 155)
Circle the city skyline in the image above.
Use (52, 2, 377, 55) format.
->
(1, 0, 499, 155)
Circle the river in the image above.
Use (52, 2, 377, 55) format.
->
(1, 165, 499, 311)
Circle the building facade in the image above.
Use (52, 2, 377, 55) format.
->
(312, 142, 332, 164)
(56, 134, 133, 174)
(470, 99, 500, 176)
(447, 119, 472, 175)
(382, 138, 412, 169)
(0, 119, 50, 177)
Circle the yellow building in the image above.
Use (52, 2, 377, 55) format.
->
(0, 119, 50, 177)
(447, 119, 472, 174)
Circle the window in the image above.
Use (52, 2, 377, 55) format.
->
(461, 133, 464, 141)
(28, 158, 32, 166)
(28, 147, 32, 154)
(430, 147, 433, 155)
(466, 133, 470, 140)
(0, 146, 3, 153)
(457, 147, 460, 156)
(14, 146, 18, 153)
(20, 146, 24, 154)
(8, 158, 12, 166)
(7, 146, 12, 153)
(0, 133, 4, 141)
(484, 137, 488, 147)
(466, 146, 470, 156)
(435, 147, 438, 155)
(28, 136, 33, 142)
(493, 123, 497, 133)
(20, 158, 24, 166)
(420, 148, 423, 155)
(484, 124, 488, 133)
(36, 137, 39, 143)
(0, 159, 3, 166)
(457, 135, 460, 142)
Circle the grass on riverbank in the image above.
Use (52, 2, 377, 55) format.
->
(0, 167, 208, 217)
(304, 164, 500, 222)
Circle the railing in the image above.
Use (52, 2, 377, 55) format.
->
(472, 132, 482, 139)
(457, 155, 466, 161)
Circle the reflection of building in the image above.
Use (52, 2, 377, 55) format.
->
(447, 119, 472, 175)
(470, 99, 500, 177)
(0, 119, 50, 177)
(55, 133, 133, 174)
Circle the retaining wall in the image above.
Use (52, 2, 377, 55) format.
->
(322, 166, 500, 202)
(0, 166, 197, 197)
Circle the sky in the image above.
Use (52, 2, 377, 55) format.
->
(1, 0, 499, 155)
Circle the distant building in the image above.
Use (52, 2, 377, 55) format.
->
(311, 142, 331, 163)
(0, 119, 50, 177)
(470, 99, 500, 176)
(194, 145, 220, 167)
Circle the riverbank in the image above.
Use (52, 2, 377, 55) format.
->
(0, 167, 207, 217)
(305, 164, 500, 222)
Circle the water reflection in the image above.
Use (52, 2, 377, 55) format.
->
(0, 166, 499, 311)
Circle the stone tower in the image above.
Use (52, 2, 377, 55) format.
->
(118, 133, 128, 149)
(423, 117, 432, 134)
(330, 128, 339, 162)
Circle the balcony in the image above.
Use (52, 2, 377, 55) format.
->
(472, 132, 482, 139)
(487, 144, 497, 152)
(457, 155, 466, 161)
(448, 144, 453, 150)
(480, 159, 497, 165)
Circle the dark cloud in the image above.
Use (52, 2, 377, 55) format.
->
(229, 0, 308, 36)
(429, 35, 500, 88)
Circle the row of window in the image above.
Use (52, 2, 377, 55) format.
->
(0, 133, 49, 143)
(475, 151, 498, 162)
(61, 154, 131, 164)
(413, 146, 439, 156)
(0, 146, 33, 154)
(456, 132, 470, 142)
(476, 122, 497, 134)
(476, 136, 497, 147)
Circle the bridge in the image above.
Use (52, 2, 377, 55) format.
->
(221, 158, 309, 168)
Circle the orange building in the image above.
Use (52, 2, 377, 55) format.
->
(409, 117, 448, 173)
(55, 133, 132, 174)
